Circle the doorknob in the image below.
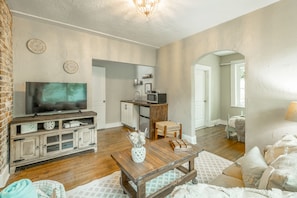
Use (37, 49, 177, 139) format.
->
(204, 100, 207, 102)
(103, 100, 106, 103)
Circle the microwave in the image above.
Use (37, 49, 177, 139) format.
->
(147, 93, 167, 104)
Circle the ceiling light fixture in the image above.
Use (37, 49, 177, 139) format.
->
(133, 0, 160, 18)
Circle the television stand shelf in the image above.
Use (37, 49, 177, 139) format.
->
(9, 111, 97, 174)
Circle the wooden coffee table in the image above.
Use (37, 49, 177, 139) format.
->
(111, 138, 203, 198)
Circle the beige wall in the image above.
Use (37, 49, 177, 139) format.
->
(92, 60, 137, 125)
(157, 0, 297, 151)
(12, 16, 157, 117)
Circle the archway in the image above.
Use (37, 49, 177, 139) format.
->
(192, 50, 245, 135)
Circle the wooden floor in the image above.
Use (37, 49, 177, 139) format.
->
(196, 124, 245, 161)
(3, 125, 244, 191)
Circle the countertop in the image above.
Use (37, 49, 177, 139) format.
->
(121, 100, 167, 107)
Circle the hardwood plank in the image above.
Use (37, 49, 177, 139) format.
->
(196, 124, 245, 161)
(2, 125, 244, 191)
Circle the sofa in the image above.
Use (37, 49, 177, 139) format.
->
(170, 134, 297, 197)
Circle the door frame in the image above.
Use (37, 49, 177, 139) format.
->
(92, 66, 106, 130)
(193, 64, 211, 129)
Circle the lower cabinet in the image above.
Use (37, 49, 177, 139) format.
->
(120, 101, 168, 139)
(11, 136, 40, 163)
(121, 102, 139, 129)
(42, 131, 76, 157)
(77, 127, 97, 149)
(9, 111, 97, 173)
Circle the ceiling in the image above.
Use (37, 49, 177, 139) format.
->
(6, 0, 279, 48)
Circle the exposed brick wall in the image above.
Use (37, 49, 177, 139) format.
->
(0, 0, 13, 175)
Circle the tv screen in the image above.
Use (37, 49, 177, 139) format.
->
(26, 82, 87, 114)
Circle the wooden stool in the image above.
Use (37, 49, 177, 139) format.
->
(155, 121, 182, 139)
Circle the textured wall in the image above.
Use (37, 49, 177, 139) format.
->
(0, 0, 13, 184)
(157, 0, 297, 152)
(12, 16, 157, 117)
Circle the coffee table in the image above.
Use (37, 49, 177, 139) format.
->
(111, 138, 203, 198)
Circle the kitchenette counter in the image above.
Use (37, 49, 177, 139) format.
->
(120, 100, 168, 139)
(121, 100, 167, 107)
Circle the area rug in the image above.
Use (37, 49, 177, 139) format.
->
(66, 151, 232, 198)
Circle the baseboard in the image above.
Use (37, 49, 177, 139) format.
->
(209, 119, 227, 126)
(0, 164, 10, 188)
(103, 122, 123, 129)
(183, 134, 197, 144)
(219, 119, 227, 125)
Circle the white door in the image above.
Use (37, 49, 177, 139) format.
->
(92, 66, 106, 130)
(195, 65, 210, 129)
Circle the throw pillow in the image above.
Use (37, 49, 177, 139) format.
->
(241, 146, 268, 188)
(266, 152, 297, 192)
(258, 166, 275, 189)
(264, 134, 297, 165)
(264, 146, 297, 165)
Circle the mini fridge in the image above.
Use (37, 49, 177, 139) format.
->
(139, 106, 150, 138)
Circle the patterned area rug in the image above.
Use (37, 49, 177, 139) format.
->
(66, 151, 232, 198)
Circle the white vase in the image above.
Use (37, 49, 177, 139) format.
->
(131, 146, 146, 163)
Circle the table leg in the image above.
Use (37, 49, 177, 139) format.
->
(136, 183, 146, 198)
(120, 171, 139, 197)
(189, 158, 198, 184)
(120, 171, 129, 194)
(189, 158, 195, 171)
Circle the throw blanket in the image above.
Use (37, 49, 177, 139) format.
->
(0, 179, 37, 198)
(235, 118, 245, 133)
(170, 183, 297, 198)
(235, 117, 245, 142)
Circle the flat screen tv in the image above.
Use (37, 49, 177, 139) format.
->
(26, 82, 87, 114)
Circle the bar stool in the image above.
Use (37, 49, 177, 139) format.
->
(155, 121, 182, 139)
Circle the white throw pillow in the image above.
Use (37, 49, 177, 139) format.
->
(241, 146, 268, 188)
(265, 146, 297, 165)
(258, 166, 275, 189)
(264, 134, 297, 165)
(266, 152, 297, 192)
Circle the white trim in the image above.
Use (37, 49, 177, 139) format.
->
(183, 134, 197, 145)
(209, 119, 220, 127)
(0, 164, 10, 188)
(10, 10, 159, 49)
(102, 122, 123, 129)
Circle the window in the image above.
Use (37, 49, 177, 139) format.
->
(231, 60, 245, 107)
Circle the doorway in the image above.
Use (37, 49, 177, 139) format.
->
(92, 66, 106, 130)
(194, 50, 245, 133)
(195, 65, 211, 129)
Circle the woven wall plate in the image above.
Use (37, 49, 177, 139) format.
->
(26, 38, 47, 54)
(63, 60, 79, 74)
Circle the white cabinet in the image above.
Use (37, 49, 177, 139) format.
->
(10, 111, 97, 173)
(121, 102, 139, 129)
(41, 131, 76, 157)
(11, 136, 40, 163)
(77, 127, 97, 150)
